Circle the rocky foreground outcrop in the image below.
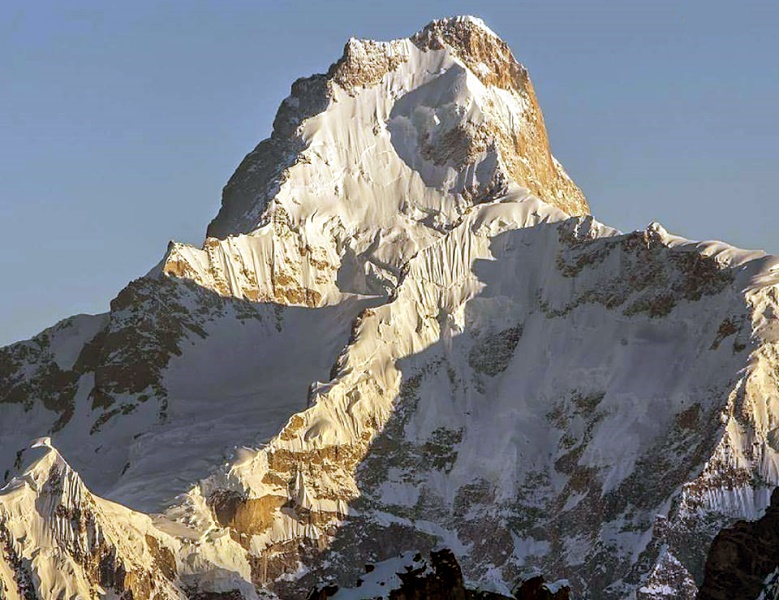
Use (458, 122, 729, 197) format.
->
(306, 549, 570, 600)
(697, 488, 779, 600)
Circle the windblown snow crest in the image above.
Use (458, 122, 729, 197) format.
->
(2, 15, 779, 600)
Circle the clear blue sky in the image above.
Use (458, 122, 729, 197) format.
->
(1, 0, 777, 346)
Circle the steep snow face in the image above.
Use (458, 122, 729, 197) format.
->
(1, 14, 779, 600)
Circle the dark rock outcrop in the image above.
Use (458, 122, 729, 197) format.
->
(513, 576, 570, 600)
(307, 549, 570, 600)
(698, 487, 779, 600)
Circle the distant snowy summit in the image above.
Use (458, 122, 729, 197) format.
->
(3, 15, 779, 600)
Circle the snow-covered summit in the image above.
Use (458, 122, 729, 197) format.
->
(210, 13, 587, 236)
(168, 16, 586, 309)
(3, 438, 74, 496)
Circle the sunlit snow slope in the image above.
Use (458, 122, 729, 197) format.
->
(2, 15, 779, 600)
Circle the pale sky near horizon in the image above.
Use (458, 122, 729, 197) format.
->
(1, 0, 777, 346)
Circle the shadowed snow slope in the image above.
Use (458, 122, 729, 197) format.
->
(2, 15, 779, 600)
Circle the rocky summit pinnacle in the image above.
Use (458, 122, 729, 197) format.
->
(2, 16, 779, 600)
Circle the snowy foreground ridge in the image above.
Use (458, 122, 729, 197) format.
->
(2, 15, 779, 599)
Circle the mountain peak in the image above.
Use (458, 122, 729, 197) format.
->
(415, 15, 503, 46)
(204, 15, 587, 249)
(1, 438, 90, 525)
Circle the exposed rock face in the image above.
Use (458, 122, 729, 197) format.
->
(2, 14, 779, 600)
(206, 73, 331, 240)
(412, 17, 588, 217)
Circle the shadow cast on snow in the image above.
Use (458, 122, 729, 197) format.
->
(271, 222, 755, 598)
